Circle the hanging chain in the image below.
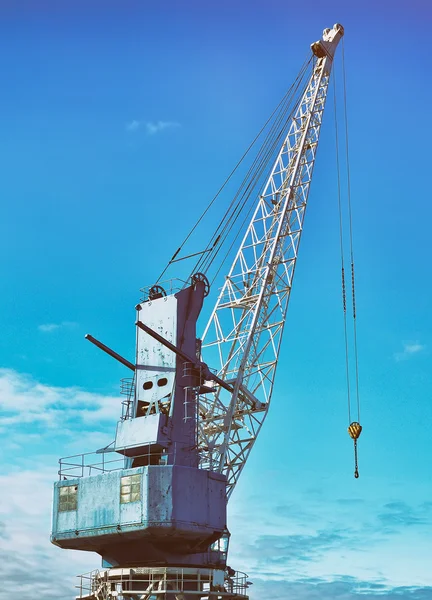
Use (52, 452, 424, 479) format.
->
(342, 38, 361, 426)
(348, 421, 362, 478)
(354, 439, 359, 478)
(333, 68, 352, 427)
(351, 262, 356, 319)
(342, 266, 347, 313)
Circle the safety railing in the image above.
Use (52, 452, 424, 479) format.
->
(59, 451, 126, 480)
(139, 278, 188, 302)
(76, 569, 102, 599)
(58, 443, 176, 480)
(227, 570, 250, 596)
(120, 376, 135, 420)
(75, 567, 251, 599)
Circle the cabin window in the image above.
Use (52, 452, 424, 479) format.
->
(59, 485, 78, 512)
(120, 474, 141, 504)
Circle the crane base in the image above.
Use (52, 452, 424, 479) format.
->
(76, 566, 250, 600)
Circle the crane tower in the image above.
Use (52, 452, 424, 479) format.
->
(51, 23, 344, 600)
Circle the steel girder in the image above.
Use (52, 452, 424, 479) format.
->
(198, 25, 343, 497)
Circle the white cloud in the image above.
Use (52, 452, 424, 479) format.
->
(38, 321, 77, 333)
(1, 370, 432, 599)
(38, 324, 59, 332)
(0, 469, 99, 599)
(403, 343, 425, 355)
(125, 119, 180, 134)
(125, 119, 140, 132)
(145, 120, 180, 135)
(0, 371, 113, 598)
(0, 368, 121, 431)
(394, 342, 426, 362)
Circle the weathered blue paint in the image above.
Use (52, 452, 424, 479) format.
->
(114, 412, 169, 456)
(52, 466, 226, 553)
(52, 281, 228, 572)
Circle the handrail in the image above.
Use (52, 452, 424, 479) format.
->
(75, 567, 250, 598)
(58, 443, 183, 480)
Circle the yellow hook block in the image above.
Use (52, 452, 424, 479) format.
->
(347, 422, 362, 479)
(348, 421, 362, 440)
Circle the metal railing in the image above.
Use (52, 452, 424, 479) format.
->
(120, 376, 135, 420)
(76, 567, 250, 599)
(76, 569, 102, 599)
(58, 443, 175, 480)
(226, 570, 250, 596)
(59, 451, 127, 480)
(140, 278, 188, 302)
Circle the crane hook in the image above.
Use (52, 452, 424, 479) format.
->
(348, 421, 362, 479)
(354, 440, 359, 478)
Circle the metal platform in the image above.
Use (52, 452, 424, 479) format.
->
(76, 566, 250, 600)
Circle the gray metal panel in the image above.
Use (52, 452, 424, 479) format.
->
(76, 471, 120, 530)
(172, 467, 207, 526)
(114, 413, 168, 454)
(147, 466, 173, 524)
(52, 466, 226, 549)
(57, 510, 77, 532)
(136, 295, 177, 410)
(120, 498, 142, 525)
(140, 468, 149, 524)
(172, 468, 226, 531)
(208, 472, 227, 530)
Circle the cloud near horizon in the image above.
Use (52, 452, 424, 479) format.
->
(1, 368, 432, 600)
(0, 369, 116, 599)
(0, 368, 120, 432)
(249, 577, 432, 600)
(227, 481, 432, 596)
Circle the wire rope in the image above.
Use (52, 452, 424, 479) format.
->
(194, 58, 313, 279)
(342, 37, 361, 423)
(195, 59, 311, 274)
(333, 66, 352, 425)
(209, 76, 310, 286)
(335, 39, 362, 477)
(154, 55, 313, 285)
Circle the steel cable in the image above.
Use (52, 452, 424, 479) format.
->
(194, 57, 313, 279)
(333, 66, 352, 425)
(342, 37, 361, 423)
(155, 55, 313, 284)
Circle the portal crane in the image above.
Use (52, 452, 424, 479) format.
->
(51, 24, 345, 600)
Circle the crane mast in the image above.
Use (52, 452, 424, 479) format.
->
(199, 24, 344, 496)
(51, 24, 344, 600)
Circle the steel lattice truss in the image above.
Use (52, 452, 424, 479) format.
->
(197, 37, 340, 497)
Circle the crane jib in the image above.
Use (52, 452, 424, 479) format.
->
(200, 24, 346, 496)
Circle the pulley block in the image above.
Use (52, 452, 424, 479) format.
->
(148, 285, 167, 301)
(348, 421, 362, 440)
(348, 421, 362, 479)
(191, 272, 210, 297)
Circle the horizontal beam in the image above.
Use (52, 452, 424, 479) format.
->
(135, 321, 233, 393)
(85, 334, 135, 372)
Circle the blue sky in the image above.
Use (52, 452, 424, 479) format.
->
(1, 1, 432, 598)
